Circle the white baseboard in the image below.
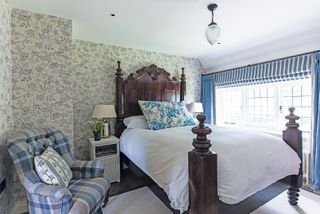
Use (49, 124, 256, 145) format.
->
(11, 199, 28, 214)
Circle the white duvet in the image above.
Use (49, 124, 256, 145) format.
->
(120, 125, 301, 213)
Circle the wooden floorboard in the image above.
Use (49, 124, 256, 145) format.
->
(113, 169, 289, 214)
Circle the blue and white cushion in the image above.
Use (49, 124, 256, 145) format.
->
(138, 101, 196, 130)
(34, 146, 72, 187)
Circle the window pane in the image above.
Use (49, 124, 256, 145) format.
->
(261, 88, 267, 97)
(216, 88, 243, 125)
(244, 86, 275, 127)
(248, 99, 254, 107)
(302, 85, 311, 96)
(248, 89, 254, 98)
(283, 97, 293, 107)
(292, 86, 301, 96)
(302, 96, 311, 107)
(267, 88, 274, 97)
(293, 97, 302, 107)
(282, 86, 292, 96)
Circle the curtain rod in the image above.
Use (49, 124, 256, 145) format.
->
(202, 50, 320, 77)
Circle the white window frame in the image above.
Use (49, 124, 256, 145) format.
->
(216, 79, 312, 136)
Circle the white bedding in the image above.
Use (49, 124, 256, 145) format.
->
(120, 125, 301, 213)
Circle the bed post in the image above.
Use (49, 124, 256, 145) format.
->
(180, 67, 186, 101)
(115, 61, 124, 138)
(188, 115, 218, 214)
(283, 107, 303, 205)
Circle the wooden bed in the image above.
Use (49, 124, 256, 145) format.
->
(114, 61, 303, 214)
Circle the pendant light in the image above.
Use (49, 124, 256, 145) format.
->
(205, 3, 221, 45)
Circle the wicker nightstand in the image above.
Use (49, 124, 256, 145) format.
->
(88, 136, 120, 183)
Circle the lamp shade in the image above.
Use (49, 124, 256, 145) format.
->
(92, 105, 117, 119)
(188, 102, 204, 113)
(205, 23, 221, 45)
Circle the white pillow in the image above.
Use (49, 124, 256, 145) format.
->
(124, 116, 149, 129)
(34, 146, 72, 187)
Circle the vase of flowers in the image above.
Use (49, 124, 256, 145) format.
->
(88, 119, 105, 141)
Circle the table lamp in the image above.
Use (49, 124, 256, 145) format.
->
(92, 104, 117, 138)
(187, 102, 204, 117)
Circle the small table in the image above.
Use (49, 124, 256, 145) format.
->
(88, 136, 120, 183)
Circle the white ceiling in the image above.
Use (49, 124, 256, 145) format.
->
(8, 0, 320, 71)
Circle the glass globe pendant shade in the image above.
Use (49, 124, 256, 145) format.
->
(205, 23, 221, 45)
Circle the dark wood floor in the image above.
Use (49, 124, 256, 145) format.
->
(21, 169, 289, 214)
(110, 168, 289, 214)
(109, 168, 148, 196)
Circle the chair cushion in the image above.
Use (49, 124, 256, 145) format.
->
(68, 178, 110, 214)
(34, 146, 72, 187)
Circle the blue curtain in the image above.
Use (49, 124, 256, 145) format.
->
(312, 52, 320, 191)
(201, 75, 215, 124)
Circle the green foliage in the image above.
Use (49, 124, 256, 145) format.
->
(88, 119, 105, 132)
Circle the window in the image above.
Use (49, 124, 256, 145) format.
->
(216, 79, 312, 136)
(216, 79, 312, 184)
(280, 83, 312, 134)
(216, 88, 243, 125)
(246, 87, 275, 127)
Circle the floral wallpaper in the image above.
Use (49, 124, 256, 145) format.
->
(10, 8, 74, 206)
(10, 9, 74, 145)
(0, 0, 13, 213)
(73, 40, 203, 160)
(5, 8, 203, 212)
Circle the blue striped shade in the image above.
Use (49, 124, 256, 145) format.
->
(214, 53, 314, 88)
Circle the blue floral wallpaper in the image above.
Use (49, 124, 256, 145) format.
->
(5, 8, 203, 212)
(0, 0, 13, 213)
(72, 40, 203, 160)
(10, 9, 74, 145)
(9, 8, 74, 208)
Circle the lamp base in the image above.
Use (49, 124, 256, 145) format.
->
(102, 121, 111, 138)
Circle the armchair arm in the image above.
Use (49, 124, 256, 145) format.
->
(71, 160, 105, 179)
(29, 182, 72, 200)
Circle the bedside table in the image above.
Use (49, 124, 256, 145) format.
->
(88, 136, 120, 183)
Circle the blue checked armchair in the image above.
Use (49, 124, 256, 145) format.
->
(7, 128, 110, 214)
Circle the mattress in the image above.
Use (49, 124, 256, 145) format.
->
(120, 125, 301, 213)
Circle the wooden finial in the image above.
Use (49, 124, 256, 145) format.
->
(285, 107, 300, 130)
(191, 114, 212, 154)
(180, 67, 186, 81)
(116, 61, 123, 76)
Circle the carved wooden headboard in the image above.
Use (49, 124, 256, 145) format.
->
(114, 61, 186, 137)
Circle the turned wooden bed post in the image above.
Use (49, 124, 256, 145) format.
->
(189, 115, 218, 214)
(283, 107, 303, 205)
(180, 67, 186, 101)
(115, 61, 124, 137)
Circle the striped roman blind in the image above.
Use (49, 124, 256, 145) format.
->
(214, 53, 314, 88)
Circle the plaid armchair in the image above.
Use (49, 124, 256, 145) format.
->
(7, 128, 110, 214)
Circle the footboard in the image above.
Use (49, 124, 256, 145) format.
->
(188, 115, 218, 214)
(188, 108, 303, 214)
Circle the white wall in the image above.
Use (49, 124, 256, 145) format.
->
(204, 27, 320, 73)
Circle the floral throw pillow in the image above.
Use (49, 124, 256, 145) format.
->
(34, 146, 72, 187)
(138, 101, 196, 130)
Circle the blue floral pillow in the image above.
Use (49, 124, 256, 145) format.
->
(138, 101, 196, 130)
